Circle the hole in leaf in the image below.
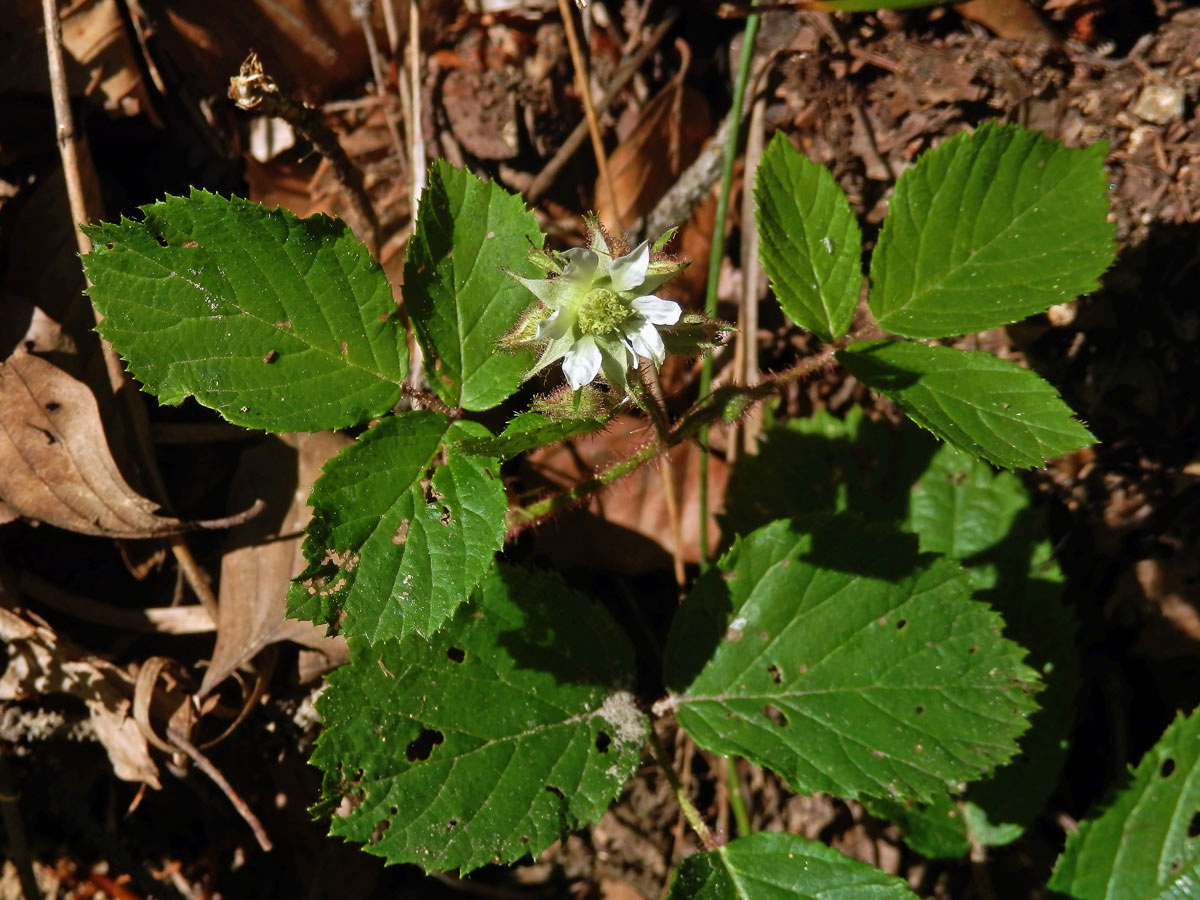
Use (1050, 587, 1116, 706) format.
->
(521, 836, 530, 844)
(896, 619, 907, 630)
(389, 805, 398, 816)
(104, 242, 113, 250)
(1161, 758, 1177, 777)
(44, 401, 61, 412)
(369, 819, 390, 845)
(545, 785, 566, 801)
(595, 731, 611, 753)
(446, 646, 465, 663)
(1189, 812, 1200, 838)
(155, 235, 168, 247)
(762, 704, 788, 728)
(447, 820, 458, 830)
(915, 706, 925, 715)
(405, 728, 444, 762)
(766, 664, 783, 685)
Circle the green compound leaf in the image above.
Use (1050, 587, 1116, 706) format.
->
(868, 122, 1114, 338)
(756, 132, 863, 343)
(665, 832, 919, 900)
(870, 443, 1078, 857)
(82, 189, 407, 433)
(838, 340, 1093, 469)
(287, 411, 506, 642)
(406, 160, 544, 411)
(1049, 708, 1200, 900)
(312, 565, 646, 874)
(664, 517, 1040, 803)
(449, 411, 607, 461)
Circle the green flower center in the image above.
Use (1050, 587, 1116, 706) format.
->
(577, 288, 632, 336)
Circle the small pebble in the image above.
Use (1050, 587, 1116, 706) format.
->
(1132, 84, 1185, 125)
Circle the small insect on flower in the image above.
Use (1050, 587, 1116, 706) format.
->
(505, 222, 688, 393)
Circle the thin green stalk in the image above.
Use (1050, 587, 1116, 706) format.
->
(698, 8, 762, 567)
(648, 728, 718, 851)
(723, 756, 753, 838)
(506, 439, 660, 527)
(504, 326, 882, 532)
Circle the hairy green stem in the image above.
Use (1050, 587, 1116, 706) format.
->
(504, 325, 882, 530)
(698, 7, 762, 567)
(506, 439, 660, 528)
(648, 728, 718, 851)
(723, 756, 753, 838)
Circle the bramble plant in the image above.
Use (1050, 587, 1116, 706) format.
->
(82, 122, 1198, 897)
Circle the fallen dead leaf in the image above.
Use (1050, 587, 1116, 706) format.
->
(0, 602, 160, 787)
(0, 350, 194, 535)
(523, 414, 727, 572)
(594, 73, 715, 306)
(0, 351, 191, 538)
(199, 432, 351, 698)
(954, 0, 1058, 42)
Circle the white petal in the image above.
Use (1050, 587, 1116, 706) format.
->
(536, 308, 573, 340)
(626, 320, 666, 367)
(560, 248, 598, 287)
(561, 336, 601, 390)
(608, 241, 650, 293)
(631, 295, 681, 326)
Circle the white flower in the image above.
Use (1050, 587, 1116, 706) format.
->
(509, 234, 683, 392)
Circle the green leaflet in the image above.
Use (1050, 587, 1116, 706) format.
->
(665, 516, 1041, 803)
(838, 340, 1093, 469)
(312, 565, 645, 873)
(1049, 708, 1200, 900)
(82, 189, 407, 432)
(406, 161, 545, 411)
(287, 412, 507, 642)
(756, 132, 863, 342)
(868, 121, 1114, 338)
(666, 832, 919, 899)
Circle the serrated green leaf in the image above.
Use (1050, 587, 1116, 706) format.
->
(449, 411, 606, 461)
(312, 565, 646, 874)
(81, 189, 407, 432)
(1049, 707, 1200, 900)
(664, 517, 1040, 802)
(868, 122, 1114, 338)
(665, 832, 919, 900)
(838, 340, 1093, 469)
(287, 411, 506, 642)
(406, 161, 544, 410)
(756, 132, 863, 342)
(870, 444, 1078, 857)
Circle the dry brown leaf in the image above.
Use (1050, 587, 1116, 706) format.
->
(595, 77, 715, 305)
(0, 351, 187, 538)
(523, 415, 727, 573)
(954, 0, 1058, 42)
(199, 432, 351, 698)
(596, 79, 713, 225)
(0, 603, 160, 787)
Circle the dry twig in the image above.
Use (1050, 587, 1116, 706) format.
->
(229, 52, 381, 255)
